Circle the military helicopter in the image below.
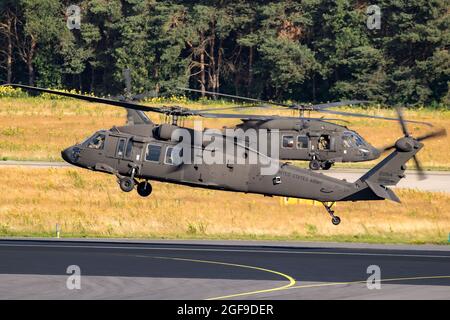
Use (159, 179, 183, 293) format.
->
(180, 88, 433, 170)
(2, 84, 445, 225)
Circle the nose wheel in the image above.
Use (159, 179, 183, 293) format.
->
(119, 177, 135, 192)
(309, 159, 321, 170)
(322, 202, 341, 225)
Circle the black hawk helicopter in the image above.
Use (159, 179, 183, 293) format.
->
(2, 84, 446, 225)
(180, 88, 433, 170)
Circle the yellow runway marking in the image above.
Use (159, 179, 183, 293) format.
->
(285, 275, 450, 291)
(143, 255, 449, 299)
(152, 256, 296, 300)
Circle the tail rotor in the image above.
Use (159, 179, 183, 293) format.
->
(378, 107, 447, 180)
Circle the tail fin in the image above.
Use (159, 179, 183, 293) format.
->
(126, 109, 153, 125)
(349, 137, 424, 202)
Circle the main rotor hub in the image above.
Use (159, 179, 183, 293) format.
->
(160, 105, 193, 116)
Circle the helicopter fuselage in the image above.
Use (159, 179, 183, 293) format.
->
(61, 123, 415, 206)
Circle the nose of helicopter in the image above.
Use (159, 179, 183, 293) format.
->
(61, 147, 73, 164)
(61, 146, 80, 164)
(370, 147, 381, 160)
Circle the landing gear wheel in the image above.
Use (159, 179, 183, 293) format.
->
(332, 216, 341, 225)
(119, 177, 135, 192)
(137, 181, 152, 197)
(321, 161, 333, 170)
(309, 160, 321, 170)
(322, 202, 341, 226)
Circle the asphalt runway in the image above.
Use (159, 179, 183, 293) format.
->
(1, 160, 449, 193)
(0, 239, 449, 300)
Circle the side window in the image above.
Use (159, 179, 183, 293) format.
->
(116, 138, 126, 157)
(146, 144, 161, 162)
(282, 135, 295, 149)
(165, 147, 174, 165)
(125, 139, 133, 158)
(88, 133, 106, 150)
(297, 136, 308, 149)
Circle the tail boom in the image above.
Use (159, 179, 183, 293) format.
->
(344, 137, 424, 203)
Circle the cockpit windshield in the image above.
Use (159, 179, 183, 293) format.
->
(85, 133, 106, 149)
(342, 131, 367, 148)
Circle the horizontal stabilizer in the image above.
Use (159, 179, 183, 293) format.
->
(366, 180, 400, 203)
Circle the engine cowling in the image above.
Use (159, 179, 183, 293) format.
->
(153, 124, 180, 141)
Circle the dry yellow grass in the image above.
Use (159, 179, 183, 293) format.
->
(0, 167, 449, 244)
(0, 97, 449, 168)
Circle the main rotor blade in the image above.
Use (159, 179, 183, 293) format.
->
(198, 104, 272, 113)
(196, 112, 282, 120)
(3, 84, 166, 114)
(317, 108, 433, 127)
(178, 87, 292, 108)
(181, 87, 370, 110)
(123, 68, 132, 94)
(197, 111, 350, 123)
(296, 100, 370, 110)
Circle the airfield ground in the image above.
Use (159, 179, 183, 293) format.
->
(0, 166, 448, 243)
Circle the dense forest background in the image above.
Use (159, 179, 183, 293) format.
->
(0, 0, 449, 106)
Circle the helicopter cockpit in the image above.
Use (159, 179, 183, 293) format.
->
(62, 130, 109, 167)
(342, 131, 379, 161)
(80, 132, 106, 149)
(342, 131, 368, 148)
(86, 132, 106, 149)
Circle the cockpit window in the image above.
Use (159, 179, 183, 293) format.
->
(342, 132, 366, 148)
(342, 135, 352, 148)
(87, 133, 106, 150)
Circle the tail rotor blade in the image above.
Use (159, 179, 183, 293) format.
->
(415, 128, 447, 141)
(412, 155, 426, 180)
(377, 128, 447, 153)
(395, 107, 410, 137)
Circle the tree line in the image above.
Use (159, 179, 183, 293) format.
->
(0, 0, 448, 106)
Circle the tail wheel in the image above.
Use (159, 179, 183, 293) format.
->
(137, 181, 152, 197)
(332, 216, 341, 225)
(309, 160, 321, 170)
(119, 177, 135, 192)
